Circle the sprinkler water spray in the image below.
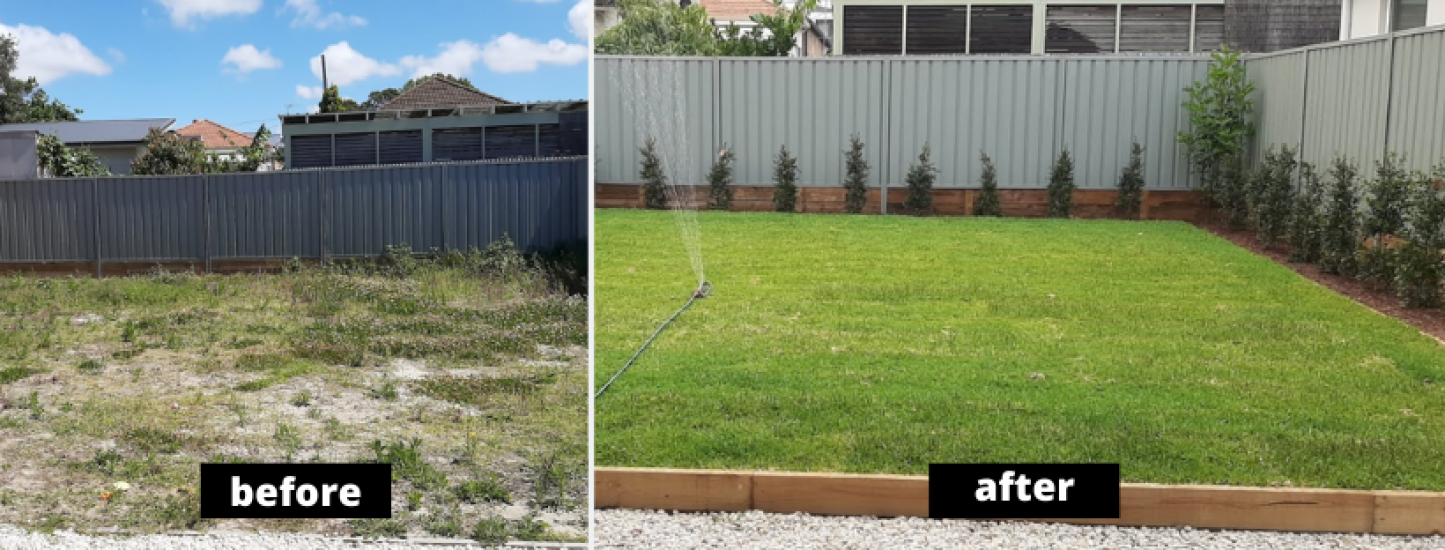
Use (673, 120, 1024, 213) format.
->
(595, 281, 713, 399)
(694, 281, 712, 299)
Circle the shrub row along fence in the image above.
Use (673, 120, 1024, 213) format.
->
(0, 157, 588, 274)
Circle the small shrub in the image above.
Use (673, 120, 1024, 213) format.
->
(512, 515, 550, 542)
(1359, 152, 1414, 285)
(371, 380, 399, 401)
(1288, 161, 1326, 263)
(772, 144, 799, 213)
(1320, 158, 1361, 276)
(1254, 146, 1298, 247)
(974, 152, 1003, 217)
(455, 473, 511, 504)
(350, 517, 407, 540)
(470, 516, 510, 545)
(1216, 153, 1251, 230)
(706, 144, 735, 211)
(425, 506, 463, 538)
(843, 134, 869, 214)
(274, 423, 301, 462)
(78, 359, 104, 375)
(1116, 142, 1145, 219)
(903, 143, 936, 216)
(639, 136, 668, 210)
(370, 438, 447, 491)
(1394, 169, 1445, 308)
(406, 490, 424, 511)
(290, 390, 312, 407)
(1047, 149, 1075, 218)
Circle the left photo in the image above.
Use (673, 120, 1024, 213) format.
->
(0, 1, 590, 547)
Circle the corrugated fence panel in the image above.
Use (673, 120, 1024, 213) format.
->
(595, 58, 716, 187)
(325, 165, 445, 257)
(209, 171, 322, 260)
(0, 179, 94, 261)
(447, 160, 584, 254)
(719, 58, 889, 187)
(889, 58, 1061, 188)
(1300, 39, 1391, 171)
(1388, 29, 1445, 172)
(97, 176, 205, 261)
(1061, 58, 1209, 189)
(1246, 52, 1308, 163)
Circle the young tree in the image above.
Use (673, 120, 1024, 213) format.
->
(0, 35, 81, 123)
(36, 134, 108, 177)
(843, 134, 869, 214)
(1287, 161, 1325, 263)
(130, 128, 212, 175)
(1178, 46, 1255, 213)
(1116, 143, 1146, 219)
(318, 85, 346, 114)
(1318, 158, 1361, 276)
(1047, 149, 1075, 218)
(974, 152, 1003, 217)
(773, 144, 799, 213)
(903, 144, 936, 216)
(639, 137, 668, 210)
(706, 144, 736, 211)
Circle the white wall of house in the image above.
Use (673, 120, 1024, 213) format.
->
(89, 145, 145, 175)
(1342, 0, 1445, 39)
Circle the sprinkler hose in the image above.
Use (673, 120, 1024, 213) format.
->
(595, 281, 711, 399)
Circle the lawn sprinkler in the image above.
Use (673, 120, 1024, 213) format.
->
(694, 281, 713, 299)
(596, 280, 713, 399)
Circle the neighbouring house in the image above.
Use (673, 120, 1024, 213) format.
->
(174, 119, 256, 161)
(0, 130, 40, 180)
(1339, 0, 1445, 39)
(279, 77, 586, 169)
(0, 118, 175, 175)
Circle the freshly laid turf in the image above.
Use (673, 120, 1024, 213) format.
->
(595, 210, 1445, 490)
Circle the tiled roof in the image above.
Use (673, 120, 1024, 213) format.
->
(379, 77, 511, 111)
(174, 119, 253, 150)
(0, 119, 175, 145)
(697, 0, 778, 21)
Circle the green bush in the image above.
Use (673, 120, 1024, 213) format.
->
(974, 152, 1003, 217)
(1116, 142, 1145, 219)
(1178, 46, 1255, 210)
(1254, 146, 1298, 247)
(1394, 167, 1445, 308)
(902, 144, 936, 216)
(706, 144, 735, 211)
(639, 136, 668, 210)
(470, 516, 510, 545)
(1287, 162, 1325, 263)
(1319, 158, 1361, 276)
(1216, 153, 1250, 230)
(772, 145, 799, 213)
(1047, 149, 1075, 218)
(843, 134, 870, 214)
(1359, 153, 1414, 285)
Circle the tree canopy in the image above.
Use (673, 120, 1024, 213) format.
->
(131, 124, 279, 175)
(0, 34, 83, 123)
(595, 0, 817, 57)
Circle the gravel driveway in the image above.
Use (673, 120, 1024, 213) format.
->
(595, 509, 1445, 549)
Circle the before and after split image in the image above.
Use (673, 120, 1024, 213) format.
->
(2, 1, 1445, 549)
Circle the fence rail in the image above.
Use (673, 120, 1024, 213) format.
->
(0, 157, 587, 272)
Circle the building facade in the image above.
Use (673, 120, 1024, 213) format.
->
(1340, 0, 1445, 39)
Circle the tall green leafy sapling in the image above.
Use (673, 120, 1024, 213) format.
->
(974, 152, 1003, 217)
(1318, 158, 1361, 276)
(1178, 46, 1255, 212)
(1047, 149, 1075, 218)
(707, 144, 736, 211)
(903, 144, 936, 216)
(843, 134, 869, 214)
(639, 136, 668, 210)
(1116, 142, 1145, 219)
(773, 144, 799, 212)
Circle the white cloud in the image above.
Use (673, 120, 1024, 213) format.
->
(108, 48, 126, 63)
(285, 0, 367, 29)
(154, 0, 262, 28)
(296, 85, 323, 99)
(0, 21, 111, 85)
(221, 44, 282, 74)
(478, 34, 587, 74)
(308, 42, 399, 86)
(568, 0, 590, 41)
(398, 40, 485, 78)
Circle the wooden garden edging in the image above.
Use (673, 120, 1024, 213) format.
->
(595, 467, 1445, 536)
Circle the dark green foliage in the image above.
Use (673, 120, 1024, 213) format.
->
(470, 517, 510, 545)
(1216, 153, 1251, 230)
(1178, 46, 1255, 207)
(318, 84, 346, 114)
(350, 517, 407, 539)
(974, 152, 1003, 217)
(1253, 146, 1298, 247)
(1116, 142, 1146, 219)
(1288, 162, 1326, 263)
(36, 134, 109, 177)
(0, 35, 82, 124)
(707, 145, 736, 210)
(130, 128, 210, 175)
(1319, 158, 1361, 276)
(454, 473, 511, 503)
(597, 0, 817, 57)
(902, 144, 936, 216)
(639, 137, 668, 210)
(1394, 167, 1445, 308)
(772, 144, 799, 213)
(1047, 149, 1075, 218)
(843, 135, 869, 214)
(1359, 153, 1414, 285)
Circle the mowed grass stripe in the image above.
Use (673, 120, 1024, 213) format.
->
(595, 210, 1445, 490)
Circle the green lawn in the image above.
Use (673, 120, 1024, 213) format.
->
(594, 210, 1445, 490)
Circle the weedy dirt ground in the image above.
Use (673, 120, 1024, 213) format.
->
(0, 247, 587, 544)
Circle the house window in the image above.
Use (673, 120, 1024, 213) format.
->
(1393, 0, 1428, 31)
(1045, 5, 1116, 53)
(1119, 5, 1193, 52)
(971, 5, 1034, 54)
(842, 5, 904, 54)
(906, 6, 969, 55)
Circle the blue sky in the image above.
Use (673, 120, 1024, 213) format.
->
(0, 0, 591, 140)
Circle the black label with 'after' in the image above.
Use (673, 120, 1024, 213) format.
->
(929, 463, 1120, 519)
(200, 463, 392, 519)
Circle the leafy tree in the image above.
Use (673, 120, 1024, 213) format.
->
(1287, 161, 1325, 263)
(406, 73, 475, 91)
(1178, 46, 1254, 212)
(0, 34, 82, 123)
(1116, 143, 1145, 219)
(772, 144, 799, 212)
(903, 144, 936, 216)
(361, 88, 402, 111)
(22, 89, 81, 122)
(226, 124, 278, 172)
(36, 134, 108, 177)
(597, 0, 816, 57)
(1047, 149, 1075, 218)
(974, 152, 1003, 217)
(842, 134, 869, 214)
(318, 84, 346, 113)
(639, 136, 668, 210)
(1318, 158, 1361, 276)
(706, 144, 735, 210)
(130, 128, 212, 175)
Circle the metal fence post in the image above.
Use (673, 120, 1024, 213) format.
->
(203, 175, 212, 273)
(92, 178, 101, 278)
(880, 58, 893, 215)
(440, 164, 449, 252)
(1381, 31, 1398, 161)
(319, 170, 327, 263)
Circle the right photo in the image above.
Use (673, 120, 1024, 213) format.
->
(591, 0, 1445, 548)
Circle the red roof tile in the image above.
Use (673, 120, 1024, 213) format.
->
(697, 0, 779, 21)
(174, 119, 253, 150)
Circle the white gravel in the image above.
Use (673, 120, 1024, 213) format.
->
(0, 526, 586, 550)
(595, 509, 1445, 549)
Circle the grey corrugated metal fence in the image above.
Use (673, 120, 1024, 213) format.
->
(0, 157, 587, 270)
(1245, 25, 1445, 172)
(596, 54, 1214, 192)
